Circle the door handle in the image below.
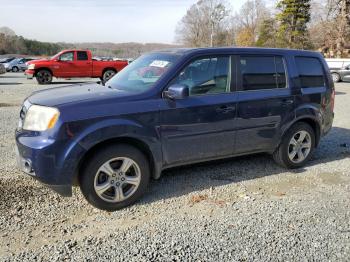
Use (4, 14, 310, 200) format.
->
(216, 105, 235, 113)
(280, 99, 294, 106)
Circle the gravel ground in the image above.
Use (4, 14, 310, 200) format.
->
(0, 73, 349, 261)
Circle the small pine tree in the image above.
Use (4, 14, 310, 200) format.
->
(276, 0, 312, 49)
(256, 18, 277, 47)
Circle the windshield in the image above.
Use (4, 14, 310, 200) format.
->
(106, 53, 180, 93)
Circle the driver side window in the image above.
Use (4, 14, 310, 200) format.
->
(59, 52, 74, 62)
(171, 56, 231, 96)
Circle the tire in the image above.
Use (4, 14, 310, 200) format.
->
(273, 122, 315, 169)
(36, 69, 52, 85)
(331, 72, 341, 83)
(12, 66, 19, 72)
(102, 69, 116, 83)
(79, 144, 150, 211)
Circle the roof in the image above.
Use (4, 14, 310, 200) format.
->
(153, 47, 321, 57)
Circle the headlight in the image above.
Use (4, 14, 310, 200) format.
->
(4, 63, 9, 68)
(23, 105, 60, 131)
(28, 64, 35, 70)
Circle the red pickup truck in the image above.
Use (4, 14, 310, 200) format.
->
(25, 50, 129, 84)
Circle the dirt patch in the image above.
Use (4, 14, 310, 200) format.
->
(319, 172, 349, 186)
(0, 103, 20, 107)
(189, 194, 208, 204)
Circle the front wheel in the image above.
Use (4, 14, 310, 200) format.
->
(36, 69, 52, 84)
(79, 145, 150, 211)
(12, 66, 19, 72)
(273, 122, 315, 168)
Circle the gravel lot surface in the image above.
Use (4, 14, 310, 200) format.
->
(0, 73, 349, 261)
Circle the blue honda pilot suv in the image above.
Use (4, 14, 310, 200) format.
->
(15, 48, 335, 211)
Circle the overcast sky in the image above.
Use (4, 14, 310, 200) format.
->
(0, 0, 247, 44)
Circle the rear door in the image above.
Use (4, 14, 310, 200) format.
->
(235, 55, 295, 154)
(75, 51, 92, 77)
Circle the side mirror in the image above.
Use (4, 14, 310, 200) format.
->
(163, 84, 189, 100)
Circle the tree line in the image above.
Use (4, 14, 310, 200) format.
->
(176, 0, 350, 58)
(0, 32, 69, 56)
(0, 30, 179, 58)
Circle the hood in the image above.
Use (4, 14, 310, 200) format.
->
(27, 59, 50, 65)
(28, 83, 130, 107)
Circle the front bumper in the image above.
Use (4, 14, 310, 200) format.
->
(25, 69, 35, 79)
(15, 130, 76, 197)
(16, 145, 72, 196)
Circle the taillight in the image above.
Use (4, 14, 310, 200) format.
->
(331, 88, 335, 112)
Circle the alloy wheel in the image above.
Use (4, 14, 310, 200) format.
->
(94, 157, 141, 203)
(288, 130, 312, 163)
(332, 73, 340, 82)
(37, 71, 51, 83)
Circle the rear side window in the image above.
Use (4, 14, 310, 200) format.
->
(295, 57, 325, 88)
(239, 56, 287, 91)
(77, 51, 88, 61)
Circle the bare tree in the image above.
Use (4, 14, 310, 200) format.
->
(175, 0, 232, 47)
(309, 0, 350, 57)
(233, 0, 270, 46)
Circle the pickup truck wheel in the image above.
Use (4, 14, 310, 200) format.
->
(36, 69, 52, 85)
(273, 122, 315, 169)
(331, 73, 341, 83)
(12, 66, 19, 72)
(102, 69, 116, 83)
(79, 145, 150, 211)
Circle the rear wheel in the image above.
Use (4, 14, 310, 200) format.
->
(36, 69, 52, 84)
(79, 145, 150, 211)
(331, 72, 341, 83)
(273, 122, 315, 168)
(102, 69, 116, 83)
(12, 66, 19, 72)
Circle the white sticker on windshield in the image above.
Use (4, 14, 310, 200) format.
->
(150, 60, 169, 68)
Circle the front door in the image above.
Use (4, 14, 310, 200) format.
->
(235, 55, 295, 154)
(54, 51, 75, 77)
(160, 55, 238, 166)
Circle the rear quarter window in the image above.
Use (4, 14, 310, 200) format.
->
(295, 57, 325, 88)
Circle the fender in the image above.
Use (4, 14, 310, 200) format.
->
(34, 67, 53, 76)
(279, 104, 322, 147)
(56, 118, 162, 185)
